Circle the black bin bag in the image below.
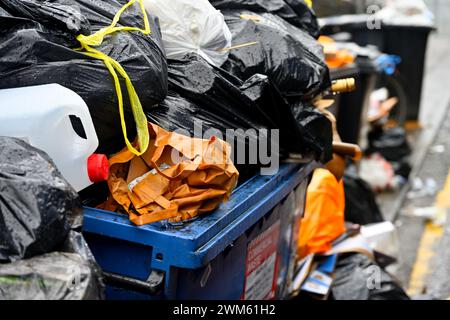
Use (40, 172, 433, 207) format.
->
(0, 0, 168, 155)
(146, 54, 333, 164)
(148, 54, 282, 176)
(219, 10, 330, 100)
(0, 137, 105, 299)
(330, 253, 410, 300)
(0, 249, 103, 300)
(368, 126, 412, 162)
(0, 231, 105, 300)
(344, 171, 384, 225)
(283, 0, 319, 38)
(0, 137, 80, 263)
(209, 0, 320, 38)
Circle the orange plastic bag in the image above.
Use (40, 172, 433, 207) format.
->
(100, 123, 239, 226)
(297, 168, 346, 259)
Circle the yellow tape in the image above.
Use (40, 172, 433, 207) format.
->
(76, 0, 150, 156)
(305, 0, 313, 9)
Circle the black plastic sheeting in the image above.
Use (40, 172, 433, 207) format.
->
(0, 137, 80, 263)
(209, 0, 320, 38)
(0, 137, 104, 299)
(0, 231, 104, 300)
(241, 73, 330, 159)
(343, 171, 384, 225)
(0, 247, 103, 300)
(0, 253, 92, 300)
(0, 0, 168, 155)
(368, 127, 412, 162)
(220, 10, 330, 100)
(146, 54, 333, 164)
(290, 101, 333, 163)
(165, 55, 274, 138)
(330, 253, 410, 300)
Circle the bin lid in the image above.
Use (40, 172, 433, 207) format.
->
(319, 14, 435, 31)
(330, 64, 360, 80)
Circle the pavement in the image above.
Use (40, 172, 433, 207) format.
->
(375, 32, 450, 298)
(402, 106, 450, 298)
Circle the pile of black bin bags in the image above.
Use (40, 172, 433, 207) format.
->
(0, 0, 168, 156)
(209, 0, 329, 99)
(147, 54, 333, 168)
(0, 137, 104, 300)
(210, 0, 320, 39)
(148, 0, 334, 166)
(0, 0, 333, 164)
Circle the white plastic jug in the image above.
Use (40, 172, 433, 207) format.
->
(0, 84, 109, 191)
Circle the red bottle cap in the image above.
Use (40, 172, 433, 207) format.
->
(87, 154, 109, 183)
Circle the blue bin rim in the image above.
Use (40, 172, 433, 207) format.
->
(83, 162, 316, 269)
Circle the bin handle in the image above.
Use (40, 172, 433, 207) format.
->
(103, 270, 164, 296)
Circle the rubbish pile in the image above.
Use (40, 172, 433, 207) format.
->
(316, 23, 413, 193)
(0, 0, 418, 301)
(218, 9, 330, 99)
(286, 0, 438, 299)
(210, 0, 320, 38)
(0, 0, 168, 156)
(361, 92, 413, 192)
(291, 168, 409, 300)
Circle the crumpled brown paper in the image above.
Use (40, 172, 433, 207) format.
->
(100, 123, 239, 225)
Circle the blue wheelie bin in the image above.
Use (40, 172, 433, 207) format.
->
(82, 162, 315, 300)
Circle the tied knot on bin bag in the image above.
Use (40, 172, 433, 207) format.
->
(75, 0, 151, 156)
(100, 123, 239, 226)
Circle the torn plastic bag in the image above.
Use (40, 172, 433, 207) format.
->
(330, 253, 410, 300)
(147, 54, 333, 163)
(0, 137, 80, 263)
(0, 0, 168, 155)
(144, 0, 231, 67)
(220, 10, 330, 99)
(209, 0, 320, 38)
(344, 171, 384, 225)
(0, 251, 102, 300)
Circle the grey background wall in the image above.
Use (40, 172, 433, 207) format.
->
(424, 0, 450, 35)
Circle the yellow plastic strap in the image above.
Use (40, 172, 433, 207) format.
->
(305, 0, 313, 9)
(76, 0, 151, 156)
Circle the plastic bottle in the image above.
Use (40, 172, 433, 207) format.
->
(0, 84, 109, 191)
